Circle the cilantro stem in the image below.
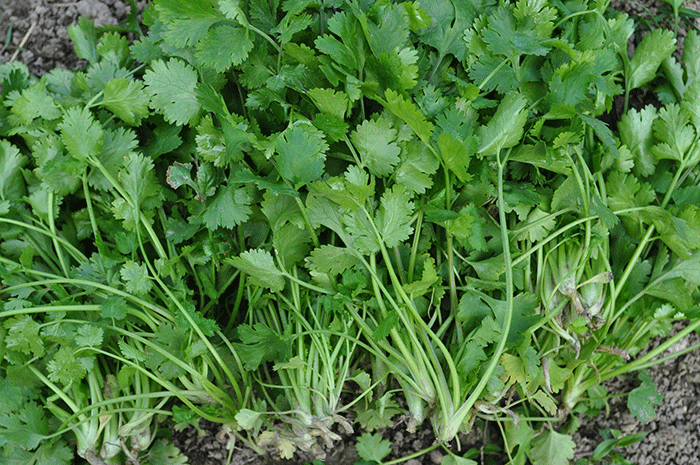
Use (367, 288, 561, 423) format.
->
(453, 150, 515, 440)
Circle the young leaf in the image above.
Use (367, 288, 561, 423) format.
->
(143, 58, 201, 126)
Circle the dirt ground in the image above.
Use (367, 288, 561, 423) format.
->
(2, 0, 700, 464)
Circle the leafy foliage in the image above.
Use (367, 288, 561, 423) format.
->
(2, 1, 700, 464)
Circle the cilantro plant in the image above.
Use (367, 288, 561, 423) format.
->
(1, 0, 700, 464)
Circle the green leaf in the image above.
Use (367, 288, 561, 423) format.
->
(58, 106, 104, 161)
(96, 32, 130, 66)
(11, 82, 61, 124)
(627, 370, 663, 424)
(143, 439, 189, 465)
(119, 151, 162, 209)
(234, 323, 291, 370)
(4, 316, 44, 358)
(272, 223, 312, 268)
(438, 132, 472, 183)
(356, 432, 392, 463)
(0, 140, 27, 201)
(376, 184, 414, 248)
(307, 245, 360, 275)
(478, 93, 528, 157)
(101, 296, 129, 320)
(396, 139, 439, 194)
(652, 103, 695, 164)
(382, 88, 434, 145)
(67, 17, 98, 64)
(442, 457, 478, 465)
(101, 78, 150, 125)
(307, 87, 349, 119)
(120, 261, 153, 295)
(75, 325, 103, 348)
(202, 183, 252, 230)
(351, 117, 401, 177)
(0, 402, 49, 450)
(529, 430, 575, 465)
(628, 28, 677, 90)
(144, 58, 201, 126)
(156, 0, 221, 48)
(227, 249, 285, 292)
(619, 104, 657, 177)
(47, 346, 86, 386)
(195, 23, 253, 72)
(372, 311, 399, 341)
(275, 124, 328, 186)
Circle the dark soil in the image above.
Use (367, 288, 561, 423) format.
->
(2, 1, 700, 464)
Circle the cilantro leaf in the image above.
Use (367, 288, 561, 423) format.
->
(58, 106, 104, 161)
(4, 316, 44, 358)
(227, 249, 285, 292)
(627, 370, 663, 424)
(11, 82, 61, 124)
(619, 105, 657, 177)
(356, 432, 392, 463)
(478, 93, 528, 157)
(0, 402, 49, 450)
(351, 117, 401, 177)
(376, 184, 414, 248)
(120, 261, 153, 295)
(47, 346, 86, 386)
(234, 323, 292, 371)
(101, 296, 129, 320)
(144, 58, 201, 126)
(628, 28, 677, 90)
(307, 245, 360, 275)
(201, 183, 252, 230)
(195, 23, 253, 72)
(101, 78, 150, 125)
(119, 151, 163, 210)
(156, 0, 221, 48)
(529, 429, 575, 465)
(144, 439, 189, 465)
(275, 124, 328, 186)
(382, 88, 434, 145)
(0, 140, 27, 201)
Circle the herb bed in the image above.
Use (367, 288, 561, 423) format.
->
(1, 1, 700, 465)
